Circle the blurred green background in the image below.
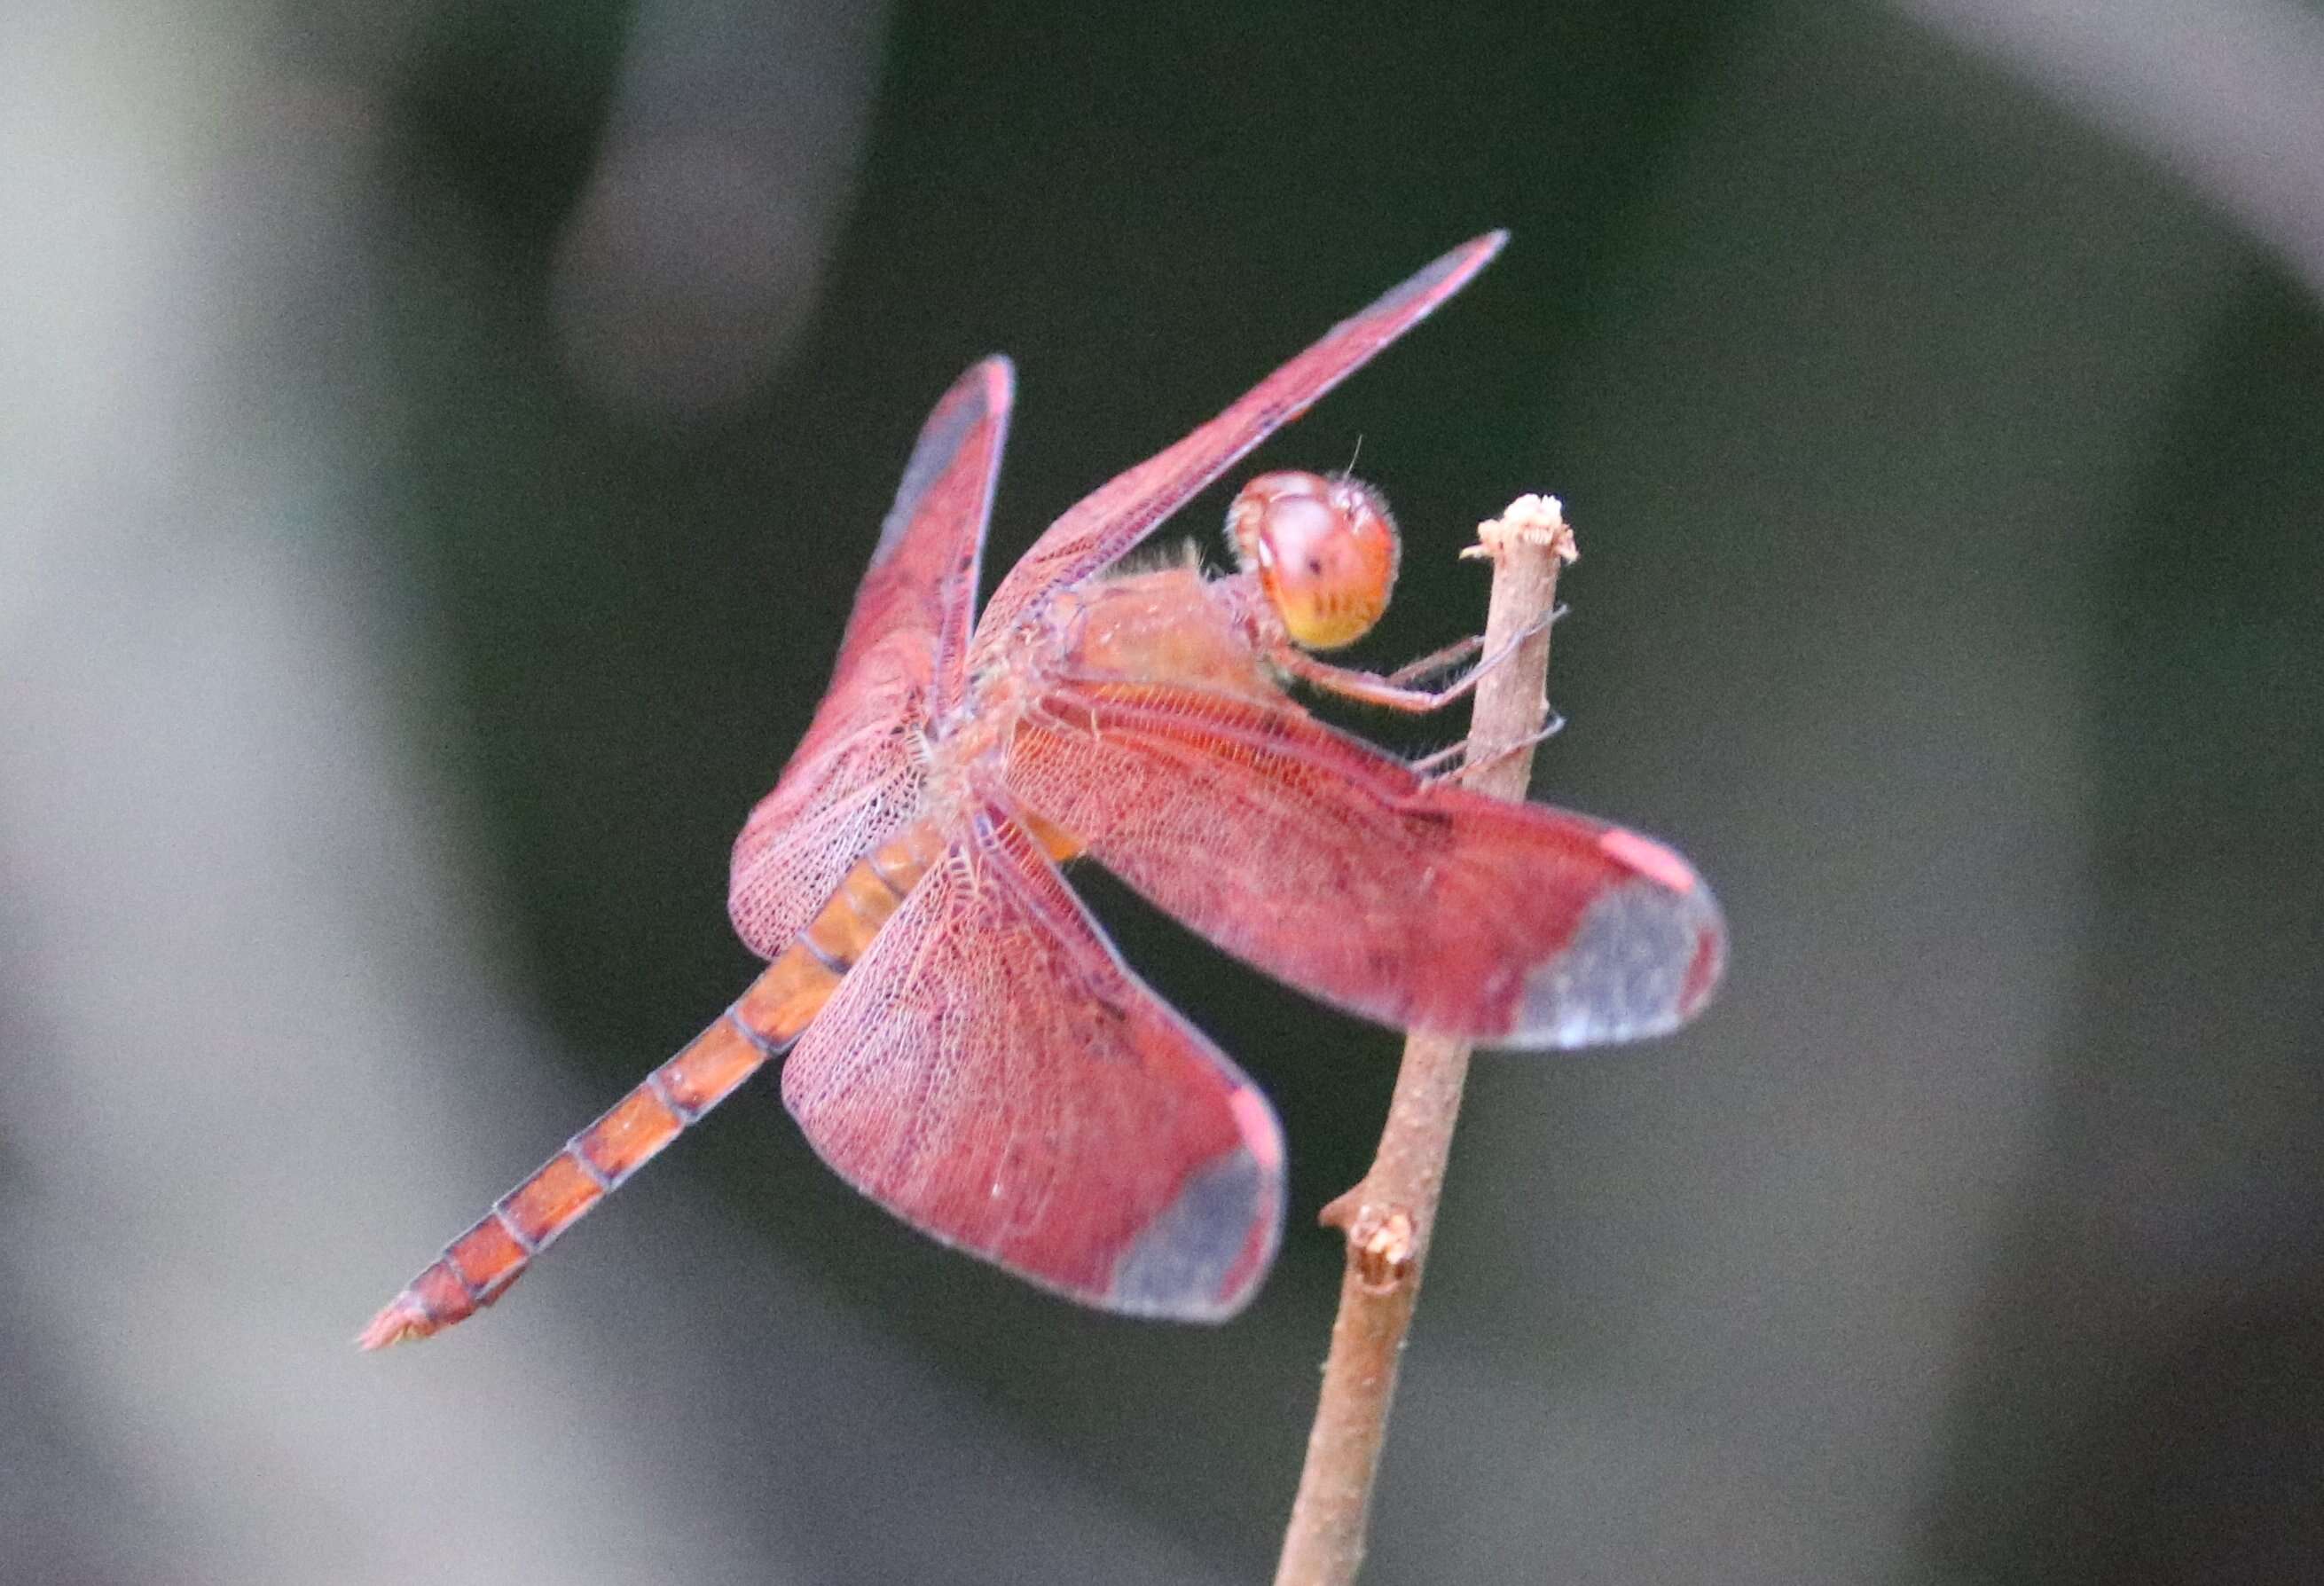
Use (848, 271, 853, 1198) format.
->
(4, 1, 2320, 1582)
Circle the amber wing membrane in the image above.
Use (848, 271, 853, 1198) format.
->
(728, 357, 1014, 957)
(970, 232, 1505, 656)
(781, 810, 1286, 1319)
(1008, 680, 1726, 1048)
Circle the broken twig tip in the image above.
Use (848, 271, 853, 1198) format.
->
(1462, 493, 1577, 566)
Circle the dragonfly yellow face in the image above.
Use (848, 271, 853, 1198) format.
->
(1228, 469, 1401, 651)
(361, 231, 1724, 1348)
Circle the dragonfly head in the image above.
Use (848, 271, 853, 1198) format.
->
(1226, 470, 1400, 652)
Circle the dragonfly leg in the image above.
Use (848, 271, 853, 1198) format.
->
(1410, 709, 1566, 784)
(1283, 605, 1561, 713)
(1378, 632, 1483, 687)
(1404, 739, 1471, 777)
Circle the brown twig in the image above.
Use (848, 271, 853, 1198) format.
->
(1274, 495, 1577, 1586)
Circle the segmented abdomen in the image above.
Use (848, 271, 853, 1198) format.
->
(357, 820, 952, 1348)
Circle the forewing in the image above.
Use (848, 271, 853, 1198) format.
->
(729, 358, 1013, 957)
(1007, 681, 1726, 1048)
(781, 812, 1284, 1319)
(970, 232, 1504, 654)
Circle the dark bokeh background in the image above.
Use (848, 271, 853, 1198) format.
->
(5, 2, 2321, 1582)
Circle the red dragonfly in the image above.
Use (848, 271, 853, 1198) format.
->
(361, 232, 1723, 1347)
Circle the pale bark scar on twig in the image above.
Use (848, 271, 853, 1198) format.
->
(1350, 1208, 1416, 1294)
(1329, 1190, 1412, 1292)
(1317, 1190, 1417, 1296)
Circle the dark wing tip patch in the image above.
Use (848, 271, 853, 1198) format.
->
(1107, 1136, 1285, 1323)
(1510, 871, 1727, 1048)
(871, 355, 1017, 569)
(1363, 231, 1508, 322)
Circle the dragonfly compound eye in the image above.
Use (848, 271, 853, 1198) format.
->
(1226, 469, 1401, 651)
